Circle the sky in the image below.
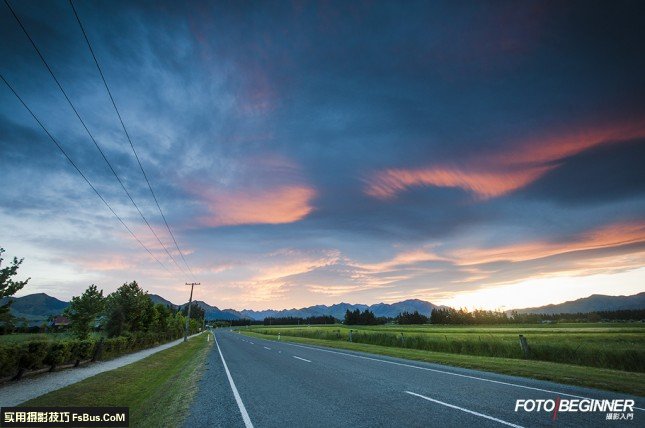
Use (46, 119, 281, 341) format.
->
(1, 0, 644, 311)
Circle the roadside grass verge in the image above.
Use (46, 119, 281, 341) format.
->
(24, 332, 212, 427)
(240, 331, 645, 396)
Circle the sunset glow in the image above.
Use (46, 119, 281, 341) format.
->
(1, 1, 643, 311)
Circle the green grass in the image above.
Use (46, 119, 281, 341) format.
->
(245, 323, 645, 372)
(240, 323, 645, 396)
(24, 332, 212, 427)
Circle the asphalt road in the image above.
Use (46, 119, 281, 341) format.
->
(184, 329, 644, 428)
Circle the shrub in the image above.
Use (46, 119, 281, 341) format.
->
(19, 341, 50, 371)
(0, 326, 197, 379)
(43, 342, 73, 367)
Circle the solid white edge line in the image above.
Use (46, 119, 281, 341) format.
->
(405, 391, 524, 428)
(214, 334, 254, 428)
(271, 339, 644, 412)
(293, 356, 312, 363)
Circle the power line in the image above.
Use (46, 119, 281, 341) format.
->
(4, 0, 187, 277)
(69, 0, 197, 281)
(0, 72, 170, 273)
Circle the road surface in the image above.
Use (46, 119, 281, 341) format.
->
(184, 329, 643, 427)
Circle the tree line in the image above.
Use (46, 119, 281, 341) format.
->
(396, 311, 428, 324)
(264, 315, 336, 325)
(430, 307, 509, 324)
(508, 309, 645, 323)
(1, 247, 204, 338)
(430, 307, 645, 324)
(64, 281, 202, 339)
(344, 309, 388, 325)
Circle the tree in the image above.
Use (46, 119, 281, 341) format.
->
(344, 308, 382, 325)
(0, 248, 30, 318)
(141, 298, 160, 332)
(65, 284, 105, 339)
(154, 303, 172, 337)
(344, 309, 360, 325)
(106, 305, 126, 337)
(396, 311, 428, 325)
(0, 248, 30, 333)
(104, 281, 150, 337)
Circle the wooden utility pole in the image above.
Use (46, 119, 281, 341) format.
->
(184, 282, 200, 342)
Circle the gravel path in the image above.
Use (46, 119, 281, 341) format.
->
(0, 332, 203, 407)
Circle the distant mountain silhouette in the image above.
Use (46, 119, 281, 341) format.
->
(6, 291, 644, 322)
(238, 299, 443, 320)
(514, 292, 645, 314)
(183, 300, 241, 321)
(1, 293, 69, 323)
(149, 293, 179, 309)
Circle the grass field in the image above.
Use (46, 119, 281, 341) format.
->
(24, 332, 212, 427)
(241, 323, 645, 395)
(245, 323, 644, 371)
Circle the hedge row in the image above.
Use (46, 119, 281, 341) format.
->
(0, 330, 195, 379)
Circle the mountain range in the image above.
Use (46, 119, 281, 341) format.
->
(513, 292, 645, 315)
(0, 293, 68, 323)
(3, 291, 644, 323)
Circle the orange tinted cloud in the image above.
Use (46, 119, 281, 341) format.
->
(493, 120, 645, 166)
(199, 185, 316, 227)
(355, 248, 448, 271)
(366, 165, 553, 199)
(229, 250, 341, 303)
(366, 119, 645, 200)
(450, 221, 645, 265)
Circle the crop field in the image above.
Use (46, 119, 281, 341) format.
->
(246, 323, 645, 372)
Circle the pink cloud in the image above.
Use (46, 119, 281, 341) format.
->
(366, 165, 553, 200)
(449, 221, 645, 265)
(198, 185, 316, 227)
(490, 120, 645, 167)
(365, 119, 645, 200)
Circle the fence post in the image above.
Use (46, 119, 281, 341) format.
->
(349, 330, 353, 342)
(12, 368, 25, 381)
(519, 334, 530, 358)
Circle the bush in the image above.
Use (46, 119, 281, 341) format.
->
(0, 345, 19, 377)
(70, 340, 96, 361)
(19, 341, 50, 371)
(43, 342, 73, 368)
(0, 323, 200, 379)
